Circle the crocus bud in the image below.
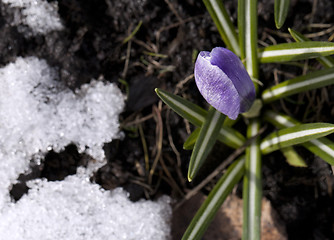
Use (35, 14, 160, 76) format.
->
(194, 47, 256, 120)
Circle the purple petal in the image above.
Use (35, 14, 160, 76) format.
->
(210, 48, 255, 112)
(194, 47, 255, 120)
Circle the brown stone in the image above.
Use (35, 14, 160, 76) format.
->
(172, 193, 287, 240)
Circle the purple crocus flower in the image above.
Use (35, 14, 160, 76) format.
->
(194, 47, 255, 120)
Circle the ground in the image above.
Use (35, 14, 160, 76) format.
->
(1, 0, 334, 239)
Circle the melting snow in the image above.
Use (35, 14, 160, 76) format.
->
(2, 0, 63, 35)
(0, 174, 171, 240)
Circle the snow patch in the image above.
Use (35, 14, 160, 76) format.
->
(2, 0, 63, 35)
(0, 174, 171, 240)
(0, 57, 124, 208)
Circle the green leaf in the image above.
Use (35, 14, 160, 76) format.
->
(302, 138, 334, 165)
(262, 110, 298, 128)
(242, 99, 263, 118)
(262, 67, 334, 103)
(188, 108, 225, 181)
(274, 0, 290, 29)
(183, 128, 200, 150)
(155, 88, 207, 127)
(260, 122, 334, 154)
(223, 117, 237, 127)
(288, 28, 307, 42)
(182, 156, 245, 240)
(281, 147, 307, 167)
(239, 2, 261, 236)
(203, 0, 240, 56)
(259, 42, 334, 63)
(243, 119, 262, 240)
(288, 28, 334, 68)
(122, 20, 143, 44)
(217, 127, 246, 149)
(263, 111, 334, 165)
(238, 0, 259, 79)
(155, 88, 246, 148)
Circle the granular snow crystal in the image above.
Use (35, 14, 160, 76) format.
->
(0, 57, 125, 208)
(2, 0, 63, 35)
(0, 174, 171, 240)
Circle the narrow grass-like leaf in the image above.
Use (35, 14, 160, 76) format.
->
(260, 123, 334, 154)
(239, 2, 261, 237)
(203, 0, 240, 56)
(223, 117, 237, 127)
(262, 110, 297, 128)
(242, 99, 262, 118)
(262, 67, 334, 103)
(182, 156, 245, 240)
(259, 42, 334, 63)
(217, 127, 246, 149)
(302, 138, 334, 165)
(155, 88, 206, 126)
(183, 128, 200, 150)
(155, 88, 246, 148)
(238, 0, 246, 60)
(238, 0, 259, 79)
(122, 20, 142, 44)
(288, 28, 307, 42)
(243, 119, 262, 240)
(281, 147, 307, 167)
(188, 108, 225, 181)
(288, 28, 334, 68)
(274, 0, 290, 29)
(263, 110, 334, 165)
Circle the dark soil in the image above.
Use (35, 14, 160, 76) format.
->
(2, 0, 334, 239)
